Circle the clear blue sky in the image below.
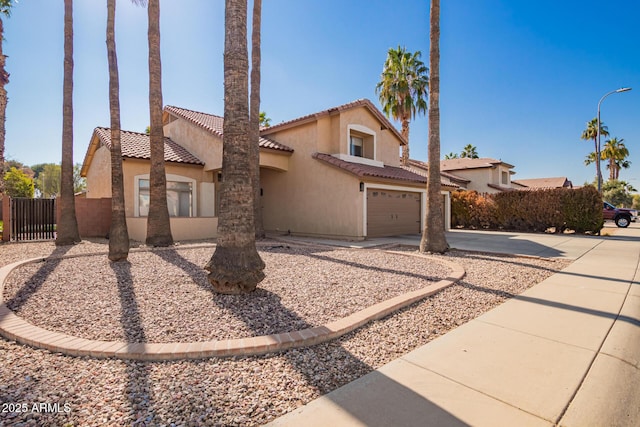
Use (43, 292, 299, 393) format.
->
(4, 0, 639, 188)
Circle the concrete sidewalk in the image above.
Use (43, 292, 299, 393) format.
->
(267, 224, 640, 426)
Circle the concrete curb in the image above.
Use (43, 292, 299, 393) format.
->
(0, 248, 465, 361)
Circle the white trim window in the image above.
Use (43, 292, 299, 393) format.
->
(135, 174, 196, 217)
(350, 135, 364, 157)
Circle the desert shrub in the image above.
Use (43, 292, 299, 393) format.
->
(561, 186, 602, 233)
(451, 187, 602, 234)
(451, 190, 497, 229)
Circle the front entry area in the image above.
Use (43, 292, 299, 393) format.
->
(366, 189, 421, 237)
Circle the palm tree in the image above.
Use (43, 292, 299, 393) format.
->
(601, 137, 630, 180)
(0, 0, 15, 195)
(420, 0, 447, 254)
(444, 152, 459, 159)
(250, 0, 264, 239)
(259, 111, 271, 127)
(56, 0, 81, 246)
(205, 0, 265, 294)
(581, 118, 608, 190)
(376, 46, 429, 166)
(460, 143, 478, 158)
(106, 0, 129, 261)
(145, 0, 173, 246)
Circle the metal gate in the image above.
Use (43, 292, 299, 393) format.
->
(10, 198, 56, 241)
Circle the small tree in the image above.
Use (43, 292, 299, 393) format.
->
(602, 180, 636, 207)
(4, 167, 34, 198)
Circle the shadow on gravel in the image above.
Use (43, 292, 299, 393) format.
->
(147, 246, 466, 426)
(450, 252, 566, 274)
(151, 248, 316, 335)
(109, 261, 158, 426)
(304, 251, 443, 283)
(3, 246, 72, 312)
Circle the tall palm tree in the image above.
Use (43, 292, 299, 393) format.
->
(145, 0, 173, 246)
(56, 0, 81, 246)
(250, 0, 264, 239)
(205, 0, 265, 294)
(0, 0, 14, 195)
(460, 143, 478, 158)
(581, 118, 608, 190)
(601, 137, 630, 180)
(376, 46, 428, 166)
(106, 0, 129, 261)
(420, 0, 447, 254)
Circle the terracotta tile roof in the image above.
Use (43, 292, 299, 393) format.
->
(512, 177, 573, 189)
(406, 158, 471, 184)
(262, 99, 406, 145)
(487, 183, 517, 192)
(440, 157, 515, 171)
(313, 153, 425, 184)
(165, 105, 294, 153)
(94, 127, 204, 165)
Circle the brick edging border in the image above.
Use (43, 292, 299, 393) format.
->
(0, 248, 465, 361)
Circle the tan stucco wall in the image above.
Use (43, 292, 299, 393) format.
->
(261, 119, 364, 238)
(258, 105, 407, 238)
(164, 119, 223, 171)
(86, 156, 212, 216)
(85, 145, 112, 198)
(338, 108, 403, 166)
(126, 217, 218, 242)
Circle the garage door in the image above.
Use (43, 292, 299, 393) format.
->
(367, 189, 421, 237)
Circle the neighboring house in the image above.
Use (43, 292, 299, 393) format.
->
(81, 99, 453, 241)
(512, 177, 573, 190)
(439, 157, 519, 193)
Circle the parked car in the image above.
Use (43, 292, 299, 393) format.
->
(603, 202, 638, 228)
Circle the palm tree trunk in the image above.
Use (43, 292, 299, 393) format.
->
(420, 0, 447, 254)
(0, 17, 7, 194)
(56, 0, 81, 246)
(205, 0, 265, 294)
(145, 0, 173, 246)
(250, 0, 264, 239)
(107, 0, 129, 261)
(400, 119, 410, 165)
(593, 136, 602, 190)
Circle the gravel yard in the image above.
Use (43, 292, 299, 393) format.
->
(0, 239, 570, 426)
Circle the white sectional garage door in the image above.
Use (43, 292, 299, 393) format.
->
(366, 189, 421, 237)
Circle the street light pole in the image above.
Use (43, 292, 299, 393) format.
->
(596, 87, 632, 193)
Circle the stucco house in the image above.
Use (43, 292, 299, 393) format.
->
(81, 99, 454, 241)
(436, 157, 520, 193)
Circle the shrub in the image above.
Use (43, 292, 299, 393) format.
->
(450, 187, 602, 234)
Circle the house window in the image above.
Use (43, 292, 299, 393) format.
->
(350, 136, 364, 157)
(501, 171, 509, 185)
(138, 179, 193, 217)
(347, 125, 375, 160)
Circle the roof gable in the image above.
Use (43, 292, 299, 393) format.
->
(261, 99, 406, 145)
(81, 127, 204, 176)
(165, 105, 293, 153)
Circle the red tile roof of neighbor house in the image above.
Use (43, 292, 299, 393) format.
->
(261, 99, 407, 145)
(93, 127, 205, 165)
(512, 177, 573, 189)
(405, 158, 471, 184)
(164, 105, 294, 153)
(440, 157, 515, 171)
